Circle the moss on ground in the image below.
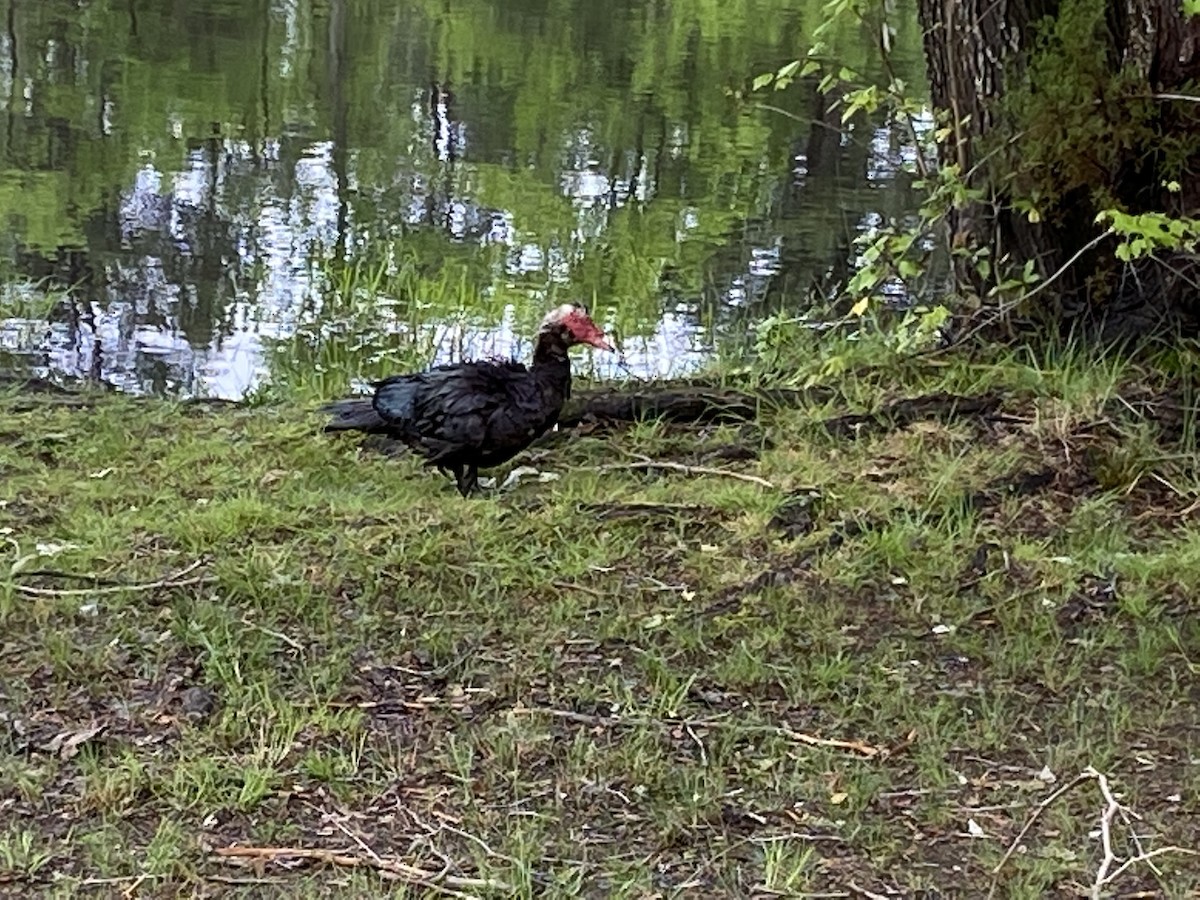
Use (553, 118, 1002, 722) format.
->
(1, 347, 1198, 897)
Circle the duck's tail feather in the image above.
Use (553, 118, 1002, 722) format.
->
(323, 397, 387, 434)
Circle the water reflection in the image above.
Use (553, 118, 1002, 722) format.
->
(0, 0, 928, 399)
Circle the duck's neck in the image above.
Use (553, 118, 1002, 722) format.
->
(532, 328, 571, 368)
(531, 328, 573, 396)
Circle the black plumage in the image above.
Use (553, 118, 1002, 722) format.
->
(324, 304, 612, 495)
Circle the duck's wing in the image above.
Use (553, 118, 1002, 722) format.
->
(373, 361, 535, 461)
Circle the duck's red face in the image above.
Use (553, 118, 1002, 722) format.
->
(553, 305, 614, 351)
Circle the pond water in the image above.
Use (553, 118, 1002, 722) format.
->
(0, 0, 926, 399)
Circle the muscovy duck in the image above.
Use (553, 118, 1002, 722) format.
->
(323, 304, 613, 495)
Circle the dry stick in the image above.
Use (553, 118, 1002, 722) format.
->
(778, 726, 883, 759)
(1089, 767, 1200, 899)
(211, 846, 512, 894)
(1100, 846, 1200, 893)
(1091, 767, 1121, 893)
(991, 770, 1095, 875)
(992, 767, 1200, 897)
(1151, 92, 1200, 103)
(509, 706, 886, 758)
(240, 617, 306, 653)
(13, 573, 213, 598)
(934, 229, 1115, 354)
(11, 569, 130, 586)
(11, 558, 211, 598)
(328, 817, 384, 865)
(847, 880, 891, 900)
(593, 460, 775, 489)
(684, 721, 709, 766)
(77, 875, 166, 889)
(407, 808, 522, 870)
(121, 874, 151, 899)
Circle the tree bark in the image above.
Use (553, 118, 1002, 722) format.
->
(917, 0, 1200, 336)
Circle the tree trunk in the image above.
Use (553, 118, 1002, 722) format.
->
(917, 0, 1200, 337)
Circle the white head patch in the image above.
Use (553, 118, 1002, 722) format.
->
(540, 304, 583, 328)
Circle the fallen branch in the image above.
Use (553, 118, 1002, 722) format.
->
(591, 460, 775, 488)
(991, 766, 1199, 898)
(1088, 766, 1198, 899)
(212, 846, 512, 895)
(10, 558, 211, 598)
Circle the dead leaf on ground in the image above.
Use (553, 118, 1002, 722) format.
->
(40, 723, 107, 759)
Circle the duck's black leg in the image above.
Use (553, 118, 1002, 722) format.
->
(456, 464, 480, 497)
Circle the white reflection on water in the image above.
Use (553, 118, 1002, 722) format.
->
(2, 132, 717, 398)
(1, 95, 923, 399)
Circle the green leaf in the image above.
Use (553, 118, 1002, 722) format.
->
(751, 73, 774, 92)
(776, 60, 801, 81)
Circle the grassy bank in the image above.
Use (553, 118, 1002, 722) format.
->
(1, 339, 1198, 898)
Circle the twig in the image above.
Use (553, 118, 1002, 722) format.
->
(935, 229, 1114, 353)
(1150, 92, 1200, 103)
(212, 846, 512, 895)
(992, 770, 1094, 874)
(684, 721, 709, 766)
(328, 817, 383, 864)
(992, 766, 1200, 898)
(407, 809, 522, 869)
(592, 459, 775, 488)
(847, 881, 891, 900)
(749, 832, 847, 845)
(1092, 767, 1121, 892)
(779, 726, 884, 758)
(13, 574, 212, 597)
(78, 875, 166, 889)
(122, 874, 151, 899)
(240, 617, 305, 653)
(508, 707, 886, 758)
(1088, 767, 1199, 898)
(11, 558, 211, 597)
(10, 569, 129, 586)
(385, 640, 482, 680)
(1100, 846, 1200, 890)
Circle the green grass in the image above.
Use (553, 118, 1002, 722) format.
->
(1, 339, 1199, 897)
